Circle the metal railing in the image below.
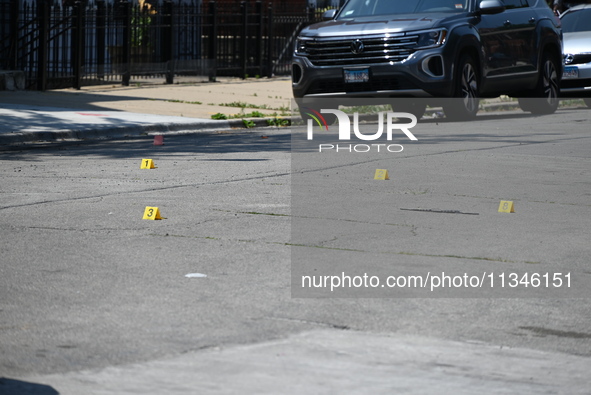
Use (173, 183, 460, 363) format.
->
(0, 0, 325, 90)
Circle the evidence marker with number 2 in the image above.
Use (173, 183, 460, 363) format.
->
(374, 169, 389, 180)
(143, 206, 164, 220)
(498, 200, 515, 213)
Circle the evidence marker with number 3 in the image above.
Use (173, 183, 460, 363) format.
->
(374, 169, 389, 180)
(140, 159, 156, 169)
(143, 206, 164, 220)
(498, 200, 515, 213)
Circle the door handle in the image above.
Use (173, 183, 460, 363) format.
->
(504, 20, 511, 27)
(529, 17, 536, 23)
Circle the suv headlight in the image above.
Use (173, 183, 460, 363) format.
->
(295, 38, 310, 55)
(415, 29, 447, 49)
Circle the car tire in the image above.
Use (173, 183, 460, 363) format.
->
(443, 53, 480, 121)
(584, 98, 591, 109)
(518, 52, 560, 115)
(517, 97, 534, 112)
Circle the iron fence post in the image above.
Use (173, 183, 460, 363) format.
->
(96, 0, 106, 79)
(37, 0, 49, 90)
(163, 0, 174, 84)
(122, 0, 131, 86)
(208, 1, 217, 82)
(73, 1, 84, 89)
(256, 1, 263, 78)
(266, 3, 273, 78)
(241, 1, 247, 79)
(9, 0, 20, 70)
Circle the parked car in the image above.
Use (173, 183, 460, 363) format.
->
(292, 0, 563, 120)
(559, 4, 591, 108)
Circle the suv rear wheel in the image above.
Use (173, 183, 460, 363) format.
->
(518, 52, 560, 114)
(443, 53, 480, 121)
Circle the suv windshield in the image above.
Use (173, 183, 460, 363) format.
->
(338, 0, 470, 18)
(561, 9, 591, 33)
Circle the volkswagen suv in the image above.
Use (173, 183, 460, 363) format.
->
(292, 0, 562, 120)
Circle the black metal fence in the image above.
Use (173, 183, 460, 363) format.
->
(0, 0, 325, 90)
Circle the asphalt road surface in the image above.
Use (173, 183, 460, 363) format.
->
(1, 107, 590, 393)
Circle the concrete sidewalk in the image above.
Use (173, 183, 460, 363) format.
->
(9, 329, 591, 395)
(1, 76, 585, 145)
(0, 76, 294, 145)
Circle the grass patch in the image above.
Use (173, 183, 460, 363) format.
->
(165, 99, 203, 105)
(242, 119, 256, 128)
(219, 101, 291, 113)
(211, 113, 228, 120)
(266, 118, 290, 127)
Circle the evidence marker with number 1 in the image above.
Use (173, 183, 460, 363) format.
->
(140, 159, 156, 169)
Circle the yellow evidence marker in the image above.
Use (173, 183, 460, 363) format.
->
(143, 206, 163, 220)
(498, 200, 515, 213)
(374, 169, 389, 180)
(140, 159, 156, 169)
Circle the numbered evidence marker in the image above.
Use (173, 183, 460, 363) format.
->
(140, 159, 156, 169)
(143, 206, 164, 220)
(498, 200, 515, 213)
(374, 169, 389, 180)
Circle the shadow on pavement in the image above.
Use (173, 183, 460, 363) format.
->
(0, 130, 293, 159)
(0, 377, 59, 395)
(0, 90, 162, 113)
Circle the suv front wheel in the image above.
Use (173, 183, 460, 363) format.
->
(443, 53, 480, 121)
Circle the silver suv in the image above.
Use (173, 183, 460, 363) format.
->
(292, 0, 563, 120)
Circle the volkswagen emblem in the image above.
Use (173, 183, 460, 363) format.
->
(351, 39, 364, 55)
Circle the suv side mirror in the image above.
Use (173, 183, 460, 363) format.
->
(478, 0, 505, 14)
(322, 9, 337, 20)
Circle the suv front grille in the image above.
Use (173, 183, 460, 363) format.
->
(565, 53, 591, 66)
(305, 34, 419, 66)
